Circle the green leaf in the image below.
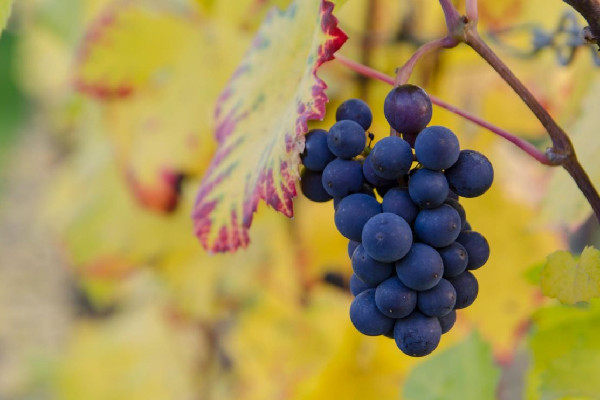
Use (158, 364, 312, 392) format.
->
(403, 332, 501, 400)
(192, 0, 347, 252)
(0, 0, 13, 36)
(526, 301, 600, 400)
(540, 246, 600, 305)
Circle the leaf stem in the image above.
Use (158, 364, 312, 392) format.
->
(438, 0, 463, 34)
(334, 54, 551, 164)
(395, 36, 459, 85)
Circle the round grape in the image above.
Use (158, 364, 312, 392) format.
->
(382, 187, 418, 224)
(301, 129, 335, 171)
(445, 198, 467, 230)
(438, 242, 468, 278)
(350, 289, 395, 336)
(370, 136, 413, 180)
(327, 120, 367, 159)
(375, 277, 417, 318)
(348, 240, 360, 259)
(384, 85, 433, 135)
(394, 312, 442, 357)
(408, 168, 449, 209)
(414, 126, 460, 171)
(456, 230, 490, 270)
(362, 213, 413, 263)
(321, 158, 363, 198)
(445, 150, 494, 197)
(438, 310, 456, 334)
(334, 194, 381, 241)
(336, 98, 373, 130)
(414, 204, 461, 248)
(300, 169, 332, 203)
(417, 278, 457, 317)
(395, 243, 444, 291)
(449, 271, 479, 309)
(350, 274, 372, 296)
(351, 245, 394, 286)
(362, 154, 397, 189)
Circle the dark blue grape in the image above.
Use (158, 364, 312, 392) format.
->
(370, 136, 413, 180)
(321, 158, 363, 198)
(456, 230, 490, 270)
(336, 98, 373, 130)
(438, 242, 468, 278)
(408, 169, 449, 209)
(382, 187, 418, 224)
(361, 213, 413, 263)
(334, 194, 381, 241)
(438, 310, 456, 334)
(449, 271, 479, 309)
(394, 312, 442, 357)
(350, 274, 373, 296)
(414, 126, 460, 171)
(375, 277, 417, 318)
(414, 204, 461, 248)
(362, 154, 397, 189)
(348, 240, 360, 259)
(395, 243, 444, 291)
(445, 150, 494, 198)
(417, 278, 457, 317)
(350, 289, 395, 336)
(351, 245, 394, 286)
(327, 120, 367, 159)
(301, 129, 335, 171)
(384, 84, 433, 135)
(300, 169, 332, 202)
(445, 198, 466, 230)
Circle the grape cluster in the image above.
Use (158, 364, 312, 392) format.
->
(299, 85, 493, 357)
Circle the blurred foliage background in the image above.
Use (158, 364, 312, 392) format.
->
(1, 0, 600, 399)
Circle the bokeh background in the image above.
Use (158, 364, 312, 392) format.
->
(1, 0, 600, 399)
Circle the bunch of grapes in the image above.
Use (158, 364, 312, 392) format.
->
(299, 85, 493, 357)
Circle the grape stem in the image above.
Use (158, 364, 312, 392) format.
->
(562, 0, 600, 46)
(395, 36, 459, 85)
(439, 1, 600, 222)
(335, 54, 552, 165)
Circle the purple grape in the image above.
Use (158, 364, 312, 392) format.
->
(348, 240, 360, 259)
(384, 84, 432, 135)
(351, 245, 394, 286)
(300, 169, 332, 202)
(395, 243, 444, 291)
(445, 198, 467, 230)
(350, 289, 395, 336)
(362, 154, 397, 188)
(361, 213, 413, 263)
(414, 126, 460, 171)
(369, 136, 413, 180)
(417, 278, 457, 317)
(321, 158, 363, 198)
(336, 98, 373, 130)
(445, 150, 494, 198)
(449, 271, 479, 309)
(327, 120, 367, 159)
(394, 312, 442, 357)
(382, 187, 418, 224)
(375, 277, 417, 318)
(301, 129, 335, 171)
(438, 310, 456, 334)
(334, 194, 381, 242)
(414, 204, 461, 248)
(350, 274, 373, 296)
(456, 230, 490, 270)
(438, 242, 468, 278)
(408, 168, 449, 209)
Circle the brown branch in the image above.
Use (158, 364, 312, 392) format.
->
(563, 0, 600, 45)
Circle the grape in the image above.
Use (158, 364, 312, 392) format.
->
(456, 230, 490, 270)
(348, 240, 360, 259)
(301, 129, 335, 171)
(438, 242, 468, 278)
(350, 274, 372, 296)
(438, 310, 456, 334)
(447, 190, 459, 201)
(300, 169, 332, 202)
(351, 245, 394, 285)
(395, 243, 444, 291)
(414, 126, 460, 171)
(463, 221, 472, 231)
(321, 158, 363, 198)
(334, 194, 381, 241)
(384, 84, 433, 135)
(375, 277, 417, 318)
(369, 136, 413, 180)
(408, 169, 449, 209)
(402, 131, 417, 148)
(414, 204, 461, 247)
(445, 150, 494, 198)
(444, 198, 467, 230)
(327, 120, 367, 159)
(361, 213, 413, 263)
(336, 98, 373, 130)
(394, 312, 442, 357)
(449, 271, 479, 309)
(362, 154, 397, 189)
(417, 278, 457, 317)
(350, 289, 395, 336)
(382, 187, 418, 224)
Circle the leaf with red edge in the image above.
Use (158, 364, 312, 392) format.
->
(192, 0, 347, 252)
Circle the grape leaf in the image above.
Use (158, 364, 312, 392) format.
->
(0, 0, 13, 35)
(403, 332, 500, 400)
(540, 246, 600, 305)
(192, 0, 347, 252)
(526, 301, 600, 400)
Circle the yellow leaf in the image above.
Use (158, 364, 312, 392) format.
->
(541, 246, 600, 305)
(192, 0, 347, 252)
